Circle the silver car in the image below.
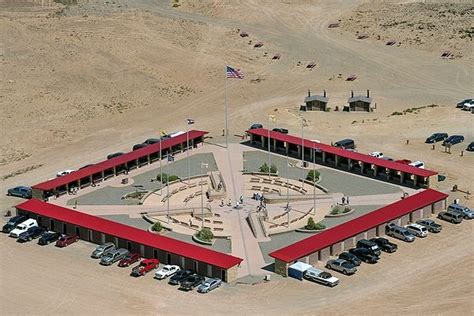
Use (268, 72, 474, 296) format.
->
(325, 259, 357, 275)
(100, 248, 129, 265)
(448, 203, 474, 219)
(91, 242, 116, 259)
(197, 278, 222, 293)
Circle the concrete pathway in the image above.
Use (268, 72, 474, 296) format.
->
(212, 144, 267, 277)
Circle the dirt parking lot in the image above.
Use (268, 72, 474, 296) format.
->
(1, 216, 472, 315)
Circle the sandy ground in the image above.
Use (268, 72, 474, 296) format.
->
(0, 0, 473, 314)
(0, 217, 472, 315)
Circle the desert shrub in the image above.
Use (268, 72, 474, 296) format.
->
(390, 111, 403, 116)
(156, 173, 179, 183)
(259, 163, 277, 173)
(196, 228, 214, 241)
(270, 164, 278, 173)
(306, 170, 320, 182)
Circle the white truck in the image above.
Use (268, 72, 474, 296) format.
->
(303, 267, 339, 287)
(9, 219, 38, 238)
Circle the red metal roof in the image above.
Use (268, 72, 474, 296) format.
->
(269, 189, 448, 263)
(247, 128, 437, 178)
(16, 199, 243, 269)
(32, 131, 208, 191)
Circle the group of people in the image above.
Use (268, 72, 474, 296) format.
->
(341, 195, 350, 205)
(219, 195, 244, 208)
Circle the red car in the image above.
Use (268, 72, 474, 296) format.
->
(130, 259, 159, 277)
(118, 252, 141, 267)
(395, 159, 412, 165)
(55, 235, 78, 247)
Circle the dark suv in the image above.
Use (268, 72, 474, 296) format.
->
(38, 231, 62, 245)
(2, 215, 28, 233)
(356, 239, 381, 256)
(425, 133, 448, 144)
(442, 135, 464, 146)
(249, 123, 263, 130)
(179, 274, 205, 291)
(349, 248, 379, 264)
(272, 128, 289, 134)
(18, 226, 46, 242)
(370, 237, 397, 253)
(169, 269, 194, 286)
(107, 152, 124, 160)
(338, 252, 361, 266)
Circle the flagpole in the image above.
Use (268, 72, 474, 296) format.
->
(186, 120, 190, 185)
(225, 64, 229, 148)
(159, 134, 163, 195)
(166, 154, 170, 224)
(301, 119, 305, 188)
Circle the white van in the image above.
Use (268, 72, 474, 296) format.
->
(409, 160, 425, 169)
(9, 218, 38, 238)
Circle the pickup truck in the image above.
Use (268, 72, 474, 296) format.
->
(303, 267, 339, 287)
(130, 259, 159, 277)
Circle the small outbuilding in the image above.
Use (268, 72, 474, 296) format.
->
(303, 89, 328, 111)
(347, 90, 372, 112)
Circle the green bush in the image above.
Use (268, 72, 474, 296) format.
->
(152, 222, 163, 232)
(196, 228, 214, 241)
(270, 164, 278, 173)
(259, 163, 277, 174)
(156, 173, 179, 183)
(331, 205, 352, 215)
(305, 217, 326, 230)
(306, 170, 320, 182)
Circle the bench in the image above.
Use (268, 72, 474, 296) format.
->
(171, 189, 179, 195)
(263, 187, 270, 193)
(214, 213, 221, 217)
(262, 179, 272, 184)
(213, 220, 223, 224)
(269, 224, 278, 229)
(290, 218, 298, 223)
(188, 183, 197, 189)
(180, 221, 189, 226)
(251, 185, 261, 191)
(179, 185, 187, 191)
(250, 177, 261, 182)
(191, 224, 199, 229)
(213, 227, 224, 231)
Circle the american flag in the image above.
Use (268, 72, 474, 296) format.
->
(226, 66, 244, 79)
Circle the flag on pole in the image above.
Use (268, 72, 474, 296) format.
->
(226, 66, 244, 79)
(186, 118, 195, 125)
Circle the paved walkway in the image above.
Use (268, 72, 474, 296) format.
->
(212, 144, 267, 277)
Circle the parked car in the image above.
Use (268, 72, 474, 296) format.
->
(356, 239, 381, 256)
(462, 100, 474, 111)
(56, 169, 75, 177)
(409, 160, 425, 169)
(385, 223, 416, 242)
(438, 210, 463, 224)
(154, 265, 180, 280)
(333, 139, 355, 150)
(78, 164, 94, 170)
(448, 203, 474, 219)
(107, 152, 124, 160)
(442, 135, 464, 146)
(369, 237, 398, 253)
(405, 223, 428, 237)
(179, 273, 205, 291)
(100, 248, 129, 266)
(132, 143, 148, 151)
(425, 133, 448, 143)
(131, 259, 159, 277)
(144, 138, 161, 145)
(168, 269, 194, 285)
(325, 259, 357, 275)
(91, 242, 116, 258)
(197, 278, 222, 293)
(456, 98, 472, 108)
(381, 157, 394, 161)
(118, 252, 141, 267)
(2, 215, 28, 233)
(348, 248, 379, 264)
(416, 219, 442, 233)
(38, 231, 62, 245)
(272, 128, 289, 134)
(9, 219, 38, 238)
(467, 142, 474, 152)
(249, 123, 263, 130)
(395, 159, 412, 165)
(303, 267, 339, 287)
(338, 252, 361, 266)
(7, 186, 32, 199)
(18, 226, 46, 243)
(55, 235, 78, 247)
(369, 151, 383, 158)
